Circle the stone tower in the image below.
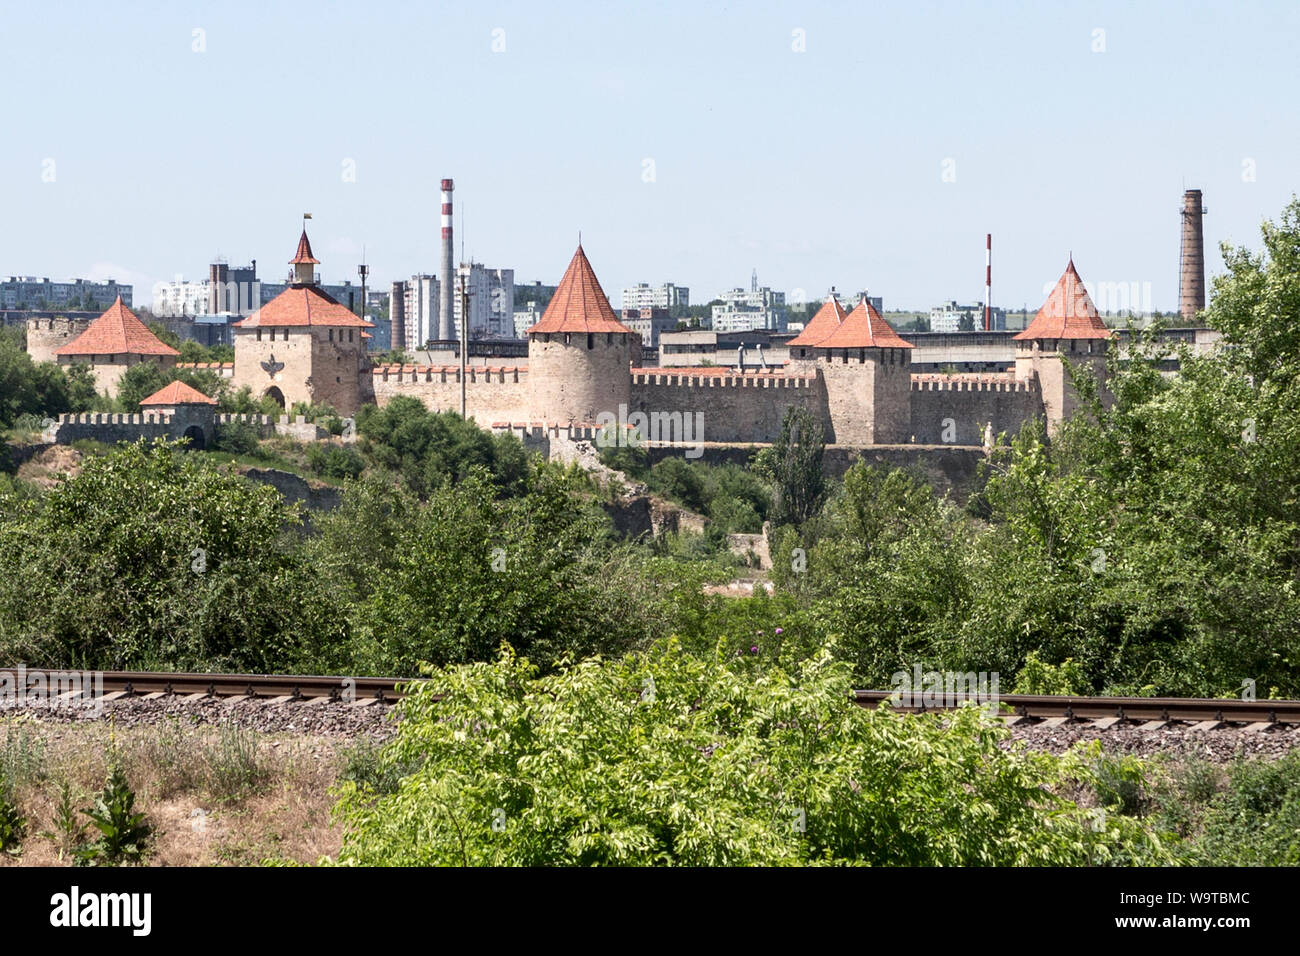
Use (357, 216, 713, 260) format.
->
(230, 228, 375, 415)
(25, 315, 87, 365)
(1013, 258, 1112, 433)
(809, 296, 914, 444)
(526, 245, 634, 425)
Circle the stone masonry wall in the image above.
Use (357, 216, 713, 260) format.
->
(629, 370, 825, 443)
(909, 374, 1044, 444)
(371, 365, 531, 426)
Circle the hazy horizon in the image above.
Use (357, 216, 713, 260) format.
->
(3, 0, 1297, 314)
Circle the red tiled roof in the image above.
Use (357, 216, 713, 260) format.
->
(815, 298, 914, 349)
(54, 297, 179, 357)
(1014, 259, 1113, 340)
(786, 296, 848, 347)
(526, 245, 633, 335)
(289, 229, 320, 264)
(234, 285, 375, 328)
(139, 380, 218, 406)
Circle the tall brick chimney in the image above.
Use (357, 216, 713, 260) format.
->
(1179, 189, 1206, 322)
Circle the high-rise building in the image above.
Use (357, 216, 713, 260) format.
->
(153, 279, 212, 317)
(929, 300, 1006, 332)
(454, 263, 515, 339)
(621, 282, 689, 311)
(0, 276, 132, 311)
(710, 284, 787, 333)
(621, 307, 676, 346)
(390, 275, 441, 349)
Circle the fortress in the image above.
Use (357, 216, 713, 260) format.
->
(33, 227, 1132, 456)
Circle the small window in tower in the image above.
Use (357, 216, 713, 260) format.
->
(349, 330, 354, 343)
(256, 330, 262, 342)
(587, 334, 594, 350)
(329, 329, 334, 342)
(859, 349, 865, 363)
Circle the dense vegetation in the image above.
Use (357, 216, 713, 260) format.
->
(3, 200, 1300, 866)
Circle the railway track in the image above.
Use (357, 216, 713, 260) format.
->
(0, 669, 413, 706)
(853, 690, 1300, 730)
(2, 669, 1298, 730)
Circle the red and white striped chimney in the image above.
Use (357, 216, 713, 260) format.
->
(984, 233, 992, 331)
(438, 178, 455, 341)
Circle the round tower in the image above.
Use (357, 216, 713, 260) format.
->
(526, 245, 633, 424)
(25, 315, 85, 364)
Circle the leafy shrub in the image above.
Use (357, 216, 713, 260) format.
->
(1012, 651, 1089, 696)
(78, 763, 150, 865)
(307, 443, 365, 481)
(332, 643, 1165, 866)
(211, 420, 264, 456)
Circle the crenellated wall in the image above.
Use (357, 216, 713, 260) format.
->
(627, 368, 825, 443)
(370, 364, 531, 427)
(44, 408, 212, 447)
(909, 373, 1044, 444)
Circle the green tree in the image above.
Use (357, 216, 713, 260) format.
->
(0, 440, 341, 671)
(754, 406, 826, 527)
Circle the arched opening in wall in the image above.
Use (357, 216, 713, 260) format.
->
(264, 386, 286, 409)
(181, 425, 206, 450)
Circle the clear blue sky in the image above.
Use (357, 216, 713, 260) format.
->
(2, 0, 1296, 312)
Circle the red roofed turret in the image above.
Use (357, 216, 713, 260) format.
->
(290, 229, 320, 265)
(787, 295, 848, 350)
(139, 380, 218, 407)
(1014, 258, 1112, 341)
(527, 245, 633, 335)
(55, 297, 179, 357)
(816, 297, 914, 350)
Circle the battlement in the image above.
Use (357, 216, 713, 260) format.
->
(910, 373, 1036, 394)
(490, 421, 614, 441)
(55, 412, 175, 425)
(215, 413, 278, 425)
(630, 368, 817, 389)
(178, 362, 235, 378)
(372, 364, 526, 384)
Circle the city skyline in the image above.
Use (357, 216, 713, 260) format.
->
(3, 0, 1297, 313)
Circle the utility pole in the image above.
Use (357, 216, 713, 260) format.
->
(459, 277, 469, 418)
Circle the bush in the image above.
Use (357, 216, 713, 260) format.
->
(332, 642, 1166, 866)
(77, 763, 150, 865)
(211, 420, 264, 456)
(307, 443, 365, 481)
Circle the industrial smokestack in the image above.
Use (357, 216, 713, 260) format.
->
(439, 178, 455, 341)
(984, 234, 992, 331)
(1179, 189, 1206, 322)
(390, 280, 407, 353)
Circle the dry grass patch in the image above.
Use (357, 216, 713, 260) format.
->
(0, 716, 354, 866)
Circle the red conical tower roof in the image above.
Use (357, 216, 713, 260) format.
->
(54, 296, 179, 357)
(139, 380, 218, 406)
(1014, 258, 1112, 340)
(816, 297, 914, 349)
(289, 229, 320, 265)
(527, 245, 633, 335)
(786, 295, 848, 347)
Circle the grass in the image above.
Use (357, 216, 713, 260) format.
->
(0, 717, 381, 866)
